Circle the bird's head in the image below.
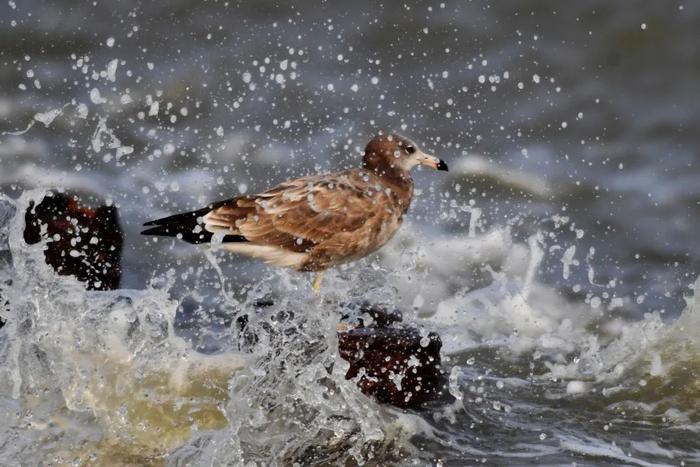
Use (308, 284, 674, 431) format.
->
(362, 134, 448, 176)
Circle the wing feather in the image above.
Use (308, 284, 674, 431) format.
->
(203, 172, 382, 255)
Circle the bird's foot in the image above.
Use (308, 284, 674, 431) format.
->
(311, 271, 325, 295)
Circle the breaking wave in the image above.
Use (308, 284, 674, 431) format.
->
(0, 191, 699, 465)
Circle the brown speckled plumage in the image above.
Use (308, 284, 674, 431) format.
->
(142, 134, 447, 280)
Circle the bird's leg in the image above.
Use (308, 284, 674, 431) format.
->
(312, 271, 325, 295)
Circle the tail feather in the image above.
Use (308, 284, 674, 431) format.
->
(141, 200, 247, 244)
(143, 202, 225, 227)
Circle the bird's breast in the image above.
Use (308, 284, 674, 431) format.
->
(386, 181, 413, 216)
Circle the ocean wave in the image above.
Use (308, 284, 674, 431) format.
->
(1, 190, 699, 465)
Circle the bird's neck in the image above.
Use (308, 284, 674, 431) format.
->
(362, 164, 414, 212)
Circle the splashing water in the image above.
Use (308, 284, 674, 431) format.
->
(1, 191, 700, 465)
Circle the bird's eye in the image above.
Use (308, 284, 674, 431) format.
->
(405, 145, 416, 154)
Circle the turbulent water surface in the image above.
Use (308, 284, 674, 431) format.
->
(1, 1, 700, 465)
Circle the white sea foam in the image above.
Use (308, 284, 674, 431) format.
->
(452, 154, 552, 198)
(1, 190, 699, 464)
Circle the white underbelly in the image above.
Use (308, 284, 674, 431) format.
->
(222, 243, 308, 269)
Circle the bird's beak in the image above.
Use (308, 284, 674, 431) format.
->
(416, 152, 449, 171)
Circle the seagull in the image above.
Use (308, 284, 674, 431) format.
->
(141, 134, 448, 292)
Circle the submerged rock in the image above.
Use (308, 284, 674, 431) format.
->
(338, 305, 449, 408)
(236, 301, 449, 409)
(24, 192, 123, 290)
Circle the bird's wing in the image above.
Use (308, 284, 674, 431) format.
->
(203, 172, 382, 252)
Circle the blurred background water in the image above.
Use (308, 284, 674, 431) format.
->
(1, 1, 700, 465)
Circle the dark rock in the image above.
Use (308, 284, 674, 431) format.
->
(234, 300, 449, 409)
(338, 307, 449, 409)
(24, 192, 123, 290)
(340, 301, 403, 328)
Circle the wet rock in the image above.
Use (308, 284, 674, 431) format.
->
(234, 301, 449, 409)
(338, 305, 449, 409)
(24, 192, 123, 290)
(339, 301, 404, 328)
